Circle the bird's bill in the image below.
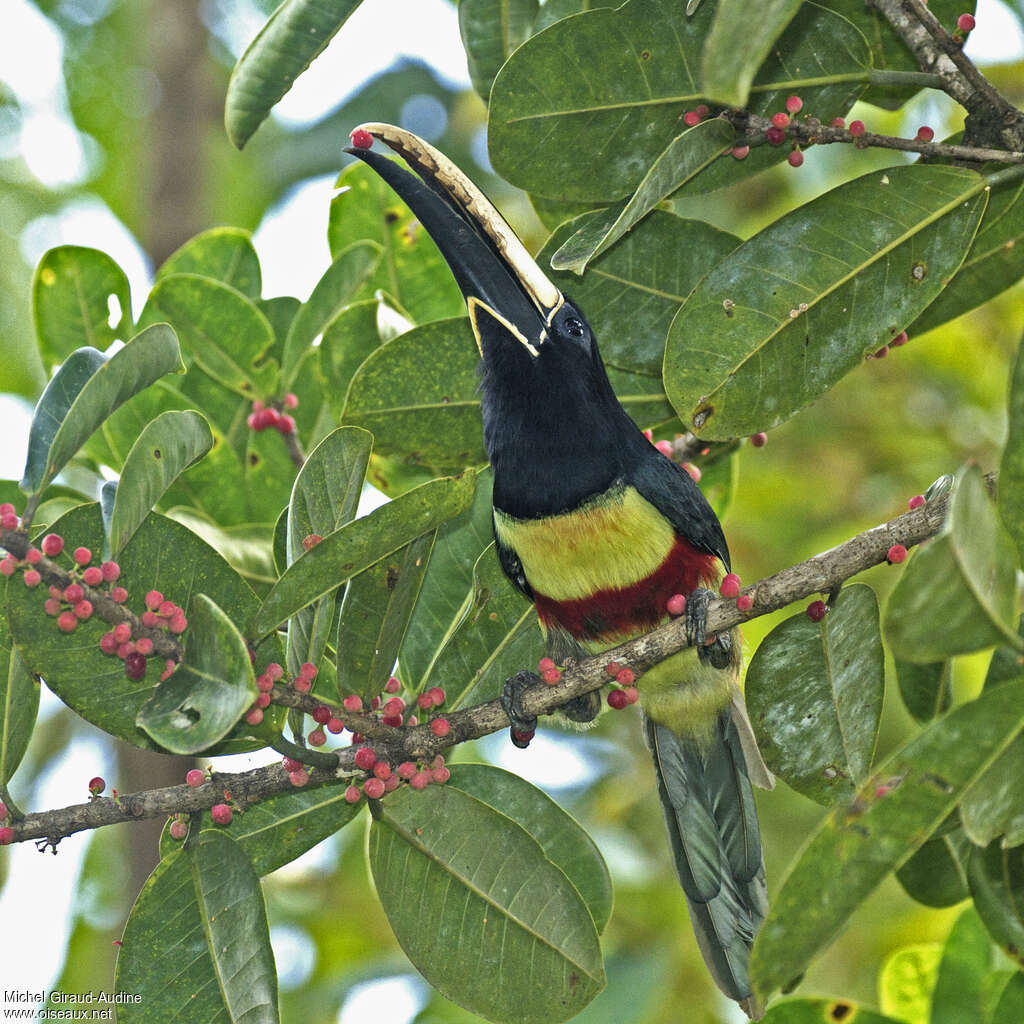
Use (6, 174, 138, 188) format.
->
(344, 122, 564, 356)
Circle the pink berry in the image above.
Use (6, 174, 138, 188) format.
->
(666, 593, 687, 617)
(432, 766, 451, 784)
(417, 693, 433, 710)
(88, 776, 105, 795)
(683, 462, 701, 482)
(0, 827, 12, 845)
(186, 769, 205, 787)
(135, 637, 154, 656)
(849, 120, 865, 137)
(736, 593, 754, 612)
(211, 804, 232, 825)
(887, 544, 908, 564)
(111, 586, 128, 603)
(289, 768, 309, 787)
(354, 747, 377, 770)
(750, 432, 767, 447)
(124, 652, 146, 680)
(312, 705, 331, 724)
(169, 614, 188, 634)
(256, 693, 270, 709)
(23, 569, 41, 587)
(695, 104, 709, 119)
(245, 708, 264, 726)
(807, 600, 827, 622)
(830, 117, 846, 128)
(100, 632, 117, 653)
(299, 662, 317, 680)
(73, 547, 91, 566)
(771, 112, 790, 129)
(344, 785, 361, 803)
(892, 331, 909, 347)
(0, 503, 13, 515)
(908, 494, 926, 510)
(169, 819, 188, 840)
(266, 662, 283, 681)
(25, 547, 41, 565)
(541, 667, 561, 685)
(430, 717, 451, 737)
(916, 125, 934, 142)
(605, 661, 621, 676)
(608, 689, 629, 710)
(409, 772, 430, 790)
(45, 598, 62, 616)
(282, 757, 303, 773)
(257, 673, 273, 692)
(382, 713, 403, 727)
(57, 611, 78, 633)
(350, 128, 374, 149)
(364, 777, 385, 799)
(308, 728, 326, 746)
(655, 439, 674, 458)
(101, 561, 120, 581)
(145, 590, 163, 610)
(873, 345, 889, 359)
(785, 95, 803, 114)
(342, 694, 363, 712)
(157, 600, 176, 618)
(683, 110, 701, 127)
(787, 149, 804, 167)
(117, 642, 135, 660)
(0, 558, 16, 577)
(64, 583, 83, 603)
(0, 513, 17, 530)
(616, 668, 635, 686)
(623, 686, 639, 704)
(538, 656, 556, 673)
(427, 686, 445, 706)
(302, 534, 322, 551)
(277, 414, 296, 436)
(765, 125, 786, 145)
(73, 600, 92, 620)
(373, 761, 392, 780)
(384, 675, 401, 694)
(957, 13, 975, 32)
(293, 676, 312, 693)
(384, 696, 406, 715)
(284, 392, 299, 409)
(397, 762, 417, 780)
(82, 566, 102, 586)
(113, 622, 131, 643)
(327, 717, 344, 734)
(720, 573, 741, 598)
(731, 145, 750, 160)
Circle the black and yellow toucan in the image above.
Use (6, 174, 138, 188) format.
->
(347, 123, 774, 1019)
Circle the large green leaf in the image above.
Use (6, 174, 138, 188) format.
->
(144, 274, 275, 397)
(665, 164, 988, 439)
(335, 532, 434, 701)
(21, 326, 184, 503)
(989, 974, 1024, 1024)
(280, 241, 381, 387)
(967, 840, 1024, 963)
(155, 227, 262, 299)
(159, 784, 361, 875)
(7, 505, 259, 751)
(542, 211, 740, 378)
(746, 584, 884, 805)
(327, 160, 465, 323)
(448, 764, 613, 932)
(0, 614, 38, 798)
(369, 783, 605, 1023)
(137, 594, 257, 754)
(285, 427, 373, 678)
(115, 831, 278, 1023)
(459, 0, 539, 99)
(319, 300, 384, 419)
(225, 0, 365, 148)
(960, 734, 1024, 848)
(999, 328, 1024, 562)
(895, 829, 970, 908)
(32, 245, 133, 368)
(701, 0, 803, 108)
(930, 908, 992, 1024)
(748, 677, 1024, 1002)
(884, 466, 1021, 662)
(251, 471, 477, 638)
(488, 0, 870, 202)
(895, 659, 953, 724)
(550, 120, 736, 276)
(108, 410, 214, 555)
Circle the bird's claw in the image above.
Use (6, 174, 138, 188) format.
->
(502, 670, 539, 748)
(687, 587, 733, 669)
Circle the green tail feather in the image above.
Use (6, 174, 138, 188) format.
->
(643, 710, 768, 1020)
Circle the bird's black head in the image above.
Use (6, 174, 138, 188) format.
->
(345, 124, 645, 517)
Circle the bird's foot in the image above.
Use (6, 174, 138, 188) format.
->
(686, 587, 733, 669)
(501, 671, 539, 748)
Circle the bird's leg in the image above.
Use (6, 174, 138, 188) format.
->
(687, 587, 733, 670)
(501, 670, 540, 748)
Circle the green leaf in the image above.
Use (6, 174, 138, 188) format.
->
(145, 274, 275, 397)
(989, 974, 1024, 1024)
(912, 169, 1024, 335)
(32, 245, 133, 368)
(895, 659, 953, 724)
(459, 0, 539, 99)
(159, 785, 361, 875)
(0, 615, 38, 794)
(880, 945, 942, 1024)
(488, 0, 870, 202)
(115, 831, 278, 1023)
(280, 241, 382, 387)
(748, 677, 1024, 1002)
(155, 226, 262, 299)
(7, 504, 259, 751)
(960, 734, 1024, 848)
(252, 471, 477, 638)
(21, 326, 184, 501)
(108, 410, 214, 555)
(336, 533, 434, 700)
(701, 0, 803, 108)
(285, 427, 373, 677)
(369, 783, 605, 1023)
(967, 840, 1024, 965)
(999, 329, 1024, 562)
(320, 300, 383, 419)
(550, 123, 736, 275)
(884, 466, 1021, 662)
(137, 594, 257, 754)
(225, 0, 365, 148)
(328, 160, 465, 323)
(746, 584, 883, 805)
(895, 830, 970, 908)
(760, 1000, 905, 1024)
(665, 165, 988, 439)
(930, 907, 992, 1024)
(401, 469, 496, 688)
(448, 764, 613, 932)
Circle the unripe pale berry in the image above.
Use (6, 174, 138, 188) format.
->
(887, 544, 908, 564)
(23, 570, 41, 587)
(101, 561, 120, 581)
(908, 494, 926, 510)
(354, 746, 377, 770)
(350, 128, 374, 149)
(623, 686, 639, 704)
(720, 573, 741, 598)
(57, 611, 78, 633)
(750, 432, 767, 447)
(831, 117, 845, 128)
(88, 776, 105, 795)
(211, 803, 232, 825)
(73, 547, 92, 566)
(283, 392, 299, 410)
(736, 593, 754, 612)
(683, 462, 701, 482)
(608, 689, 629, 710)
(430, 717, 451, 737)
(807, 600, 827, 622)
(169, 819, 188, 840)
(344, 785, 361, 803)
(849, 120, 865, 137)
(667, 593, 686, 617)
(186, 769, 205, 787)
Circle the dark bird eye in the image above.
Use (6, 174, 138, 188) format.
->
(565, 317, 585, 337)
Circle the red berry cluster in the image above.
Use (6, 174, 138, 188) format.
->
(538, 656, 561, 685)
(97, 584, 189, 682)
(249, 661, 318, 728)
(603, 661, 640, 710)
(247, 395, 297, 435)
(683, 103, 711, 128)
(642, 430, 703, 482)
(345, 749, 451, 803)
